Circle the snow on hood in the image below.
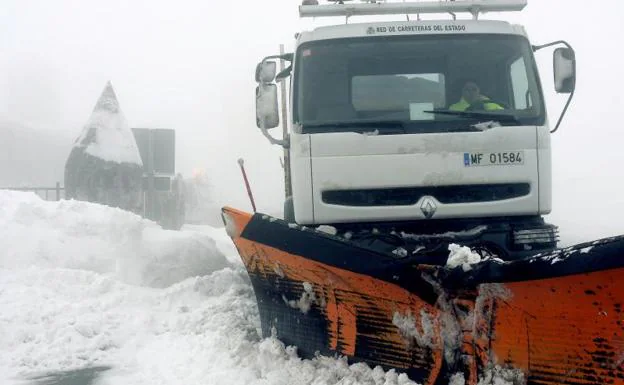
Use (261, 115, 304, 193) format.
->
(0, 190, 420, 385)
(73, 82, 143, 165)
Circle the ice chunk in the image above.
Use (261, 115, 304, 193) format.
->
(283, 282, 316, 314)
(446, 243, 482, 271)
(471, 120, 501, 131)
(316, 225, 337, 235)
(392, 247, 408, 258)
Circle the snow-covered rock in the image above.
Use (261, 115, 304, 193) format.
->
(64, 82, 144, 214)
(74, 82, 142, 165)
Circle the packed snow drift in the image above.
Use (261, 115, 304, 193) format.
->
(0, 190, 421, 385)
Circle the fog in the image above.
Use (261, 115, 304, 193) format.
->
(2, 0, 623, 241)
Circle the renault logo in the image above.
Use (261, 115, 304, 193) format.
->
(420, 197, 437, 219)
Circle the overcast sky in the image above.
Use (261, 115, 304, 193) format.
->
(2, 0, 624, 241)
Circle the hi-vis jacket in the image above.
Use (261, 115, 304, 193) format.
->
(449, 96, 504, 111)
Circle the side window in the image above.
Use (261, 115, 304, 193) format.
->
(510, 56, 532, 109)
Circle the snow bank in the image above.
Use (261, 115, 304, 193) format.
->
(0, 266, 256, 383)
(0, 190, 422, 385)
(2, 265, 418, 385)
(0, 190, 229, 287)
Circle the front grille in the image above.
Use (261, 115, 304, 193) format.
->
(513, 226, 559, 246)
(321, 183, 530, 206)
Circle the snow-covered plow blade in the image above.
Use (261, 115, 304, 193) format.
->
(222, 207, 624, 385)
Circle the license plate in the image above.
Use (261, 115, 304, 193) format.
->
(464, 152, 524, 166)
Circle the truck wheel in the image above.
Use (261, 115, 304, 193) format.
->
(284, 196, 295, 223)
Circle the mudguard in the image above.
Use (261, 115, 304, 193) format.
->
(222, 207, 624, 385)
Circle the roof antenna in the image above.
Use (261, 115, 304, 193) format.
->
(470, 6, 479, 20)
(447, 0, 457, 20)
(403, 0, 409, 21)
(327, 0, 352, 22)
(329, 0, 355, 24)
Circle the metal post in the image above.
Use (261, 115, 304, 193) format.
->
(279, 44, 292, 199)
(238, 158, 257, 212)
(146, 131, 155, 219)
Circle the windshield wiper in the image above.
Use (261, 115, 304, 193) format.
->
(424, 110, 521, 124)
(302, 120, 407, 134)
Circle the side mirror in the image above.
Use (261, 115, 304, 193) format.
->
(554, 47, 576, 94)
(256, 84, 279, 129)
(255, 61, 277, 83)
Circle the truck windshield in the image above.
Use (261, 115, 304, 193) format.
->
(294, 34, 545, 133)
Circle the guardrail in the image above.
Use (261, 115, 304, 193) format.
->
(3, 182, 64, 201)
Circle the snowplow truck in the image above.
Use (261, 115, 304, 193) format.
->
(255, 0, 573, 261)
(222, 1, 624, 384)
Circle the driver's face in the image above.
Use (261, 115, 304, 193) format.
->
(462, 82, 480, 103)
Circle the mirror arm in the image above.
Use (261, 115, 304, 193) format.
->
(259, 125, 289, 148)
(276, 64, 292, 82)
(551, 89, 574, 134)
(261, 53, 293, 65)
(533, 40, 575, 133)
(532, 40, 573, 52)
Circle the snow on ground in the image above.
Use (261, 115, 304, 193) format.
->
(0, 190, 417, 385)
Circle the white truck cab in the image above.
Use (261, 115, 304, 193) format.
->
(255, 0, 576, 259)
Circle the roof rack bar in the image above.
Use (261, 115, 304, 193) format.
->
(299, 0, 527, 18)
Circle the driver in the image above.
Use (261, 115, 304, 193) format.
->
(449, 80, 504, 111)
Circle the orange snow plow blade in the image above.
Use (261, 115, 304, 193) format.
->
(222, 207, 624, 385)
(487, 271, 624, 384)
